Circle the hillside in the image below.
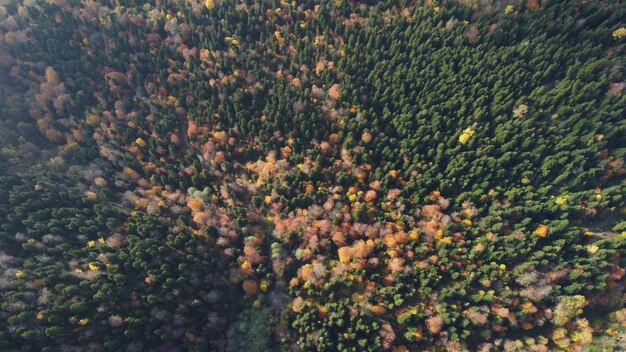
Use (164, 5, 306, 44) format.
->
(0, 0, 625, 351)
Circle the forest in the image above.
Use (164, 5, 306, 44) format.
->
(0, 0, 625, 351)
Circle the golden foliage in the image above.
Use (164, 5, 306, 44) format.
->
(187, 198, 203, 212)
(240, 260, 252, 274)
(458, 127, 475, 144)
(533, 224, 549, 237)
(318, 306, 328, 318)
(338, 246, 353, 263)
(274, 31, 285, 45)
(45, 66, 60, 85)
(370, 304, 387, 316)
(613, 27, 626, 39)
(86, 114, 100, 126)
(192, 211, 207, 225)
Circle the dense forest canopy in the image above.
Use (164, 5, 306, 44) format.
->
(0, 0, 625, 351)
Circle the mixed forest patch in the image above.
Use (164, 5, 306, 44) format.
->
(0, 0, 625, 351)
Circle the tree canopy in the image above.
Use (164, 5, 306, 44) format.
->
(0, 0, 624, 351)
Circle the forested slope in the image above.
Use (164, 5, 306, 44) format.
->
(0, 0, 625, 351)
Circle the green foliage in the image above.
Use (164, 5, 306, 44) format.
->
(226, 308, 276, 352)
(0, 0, 624, 351)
